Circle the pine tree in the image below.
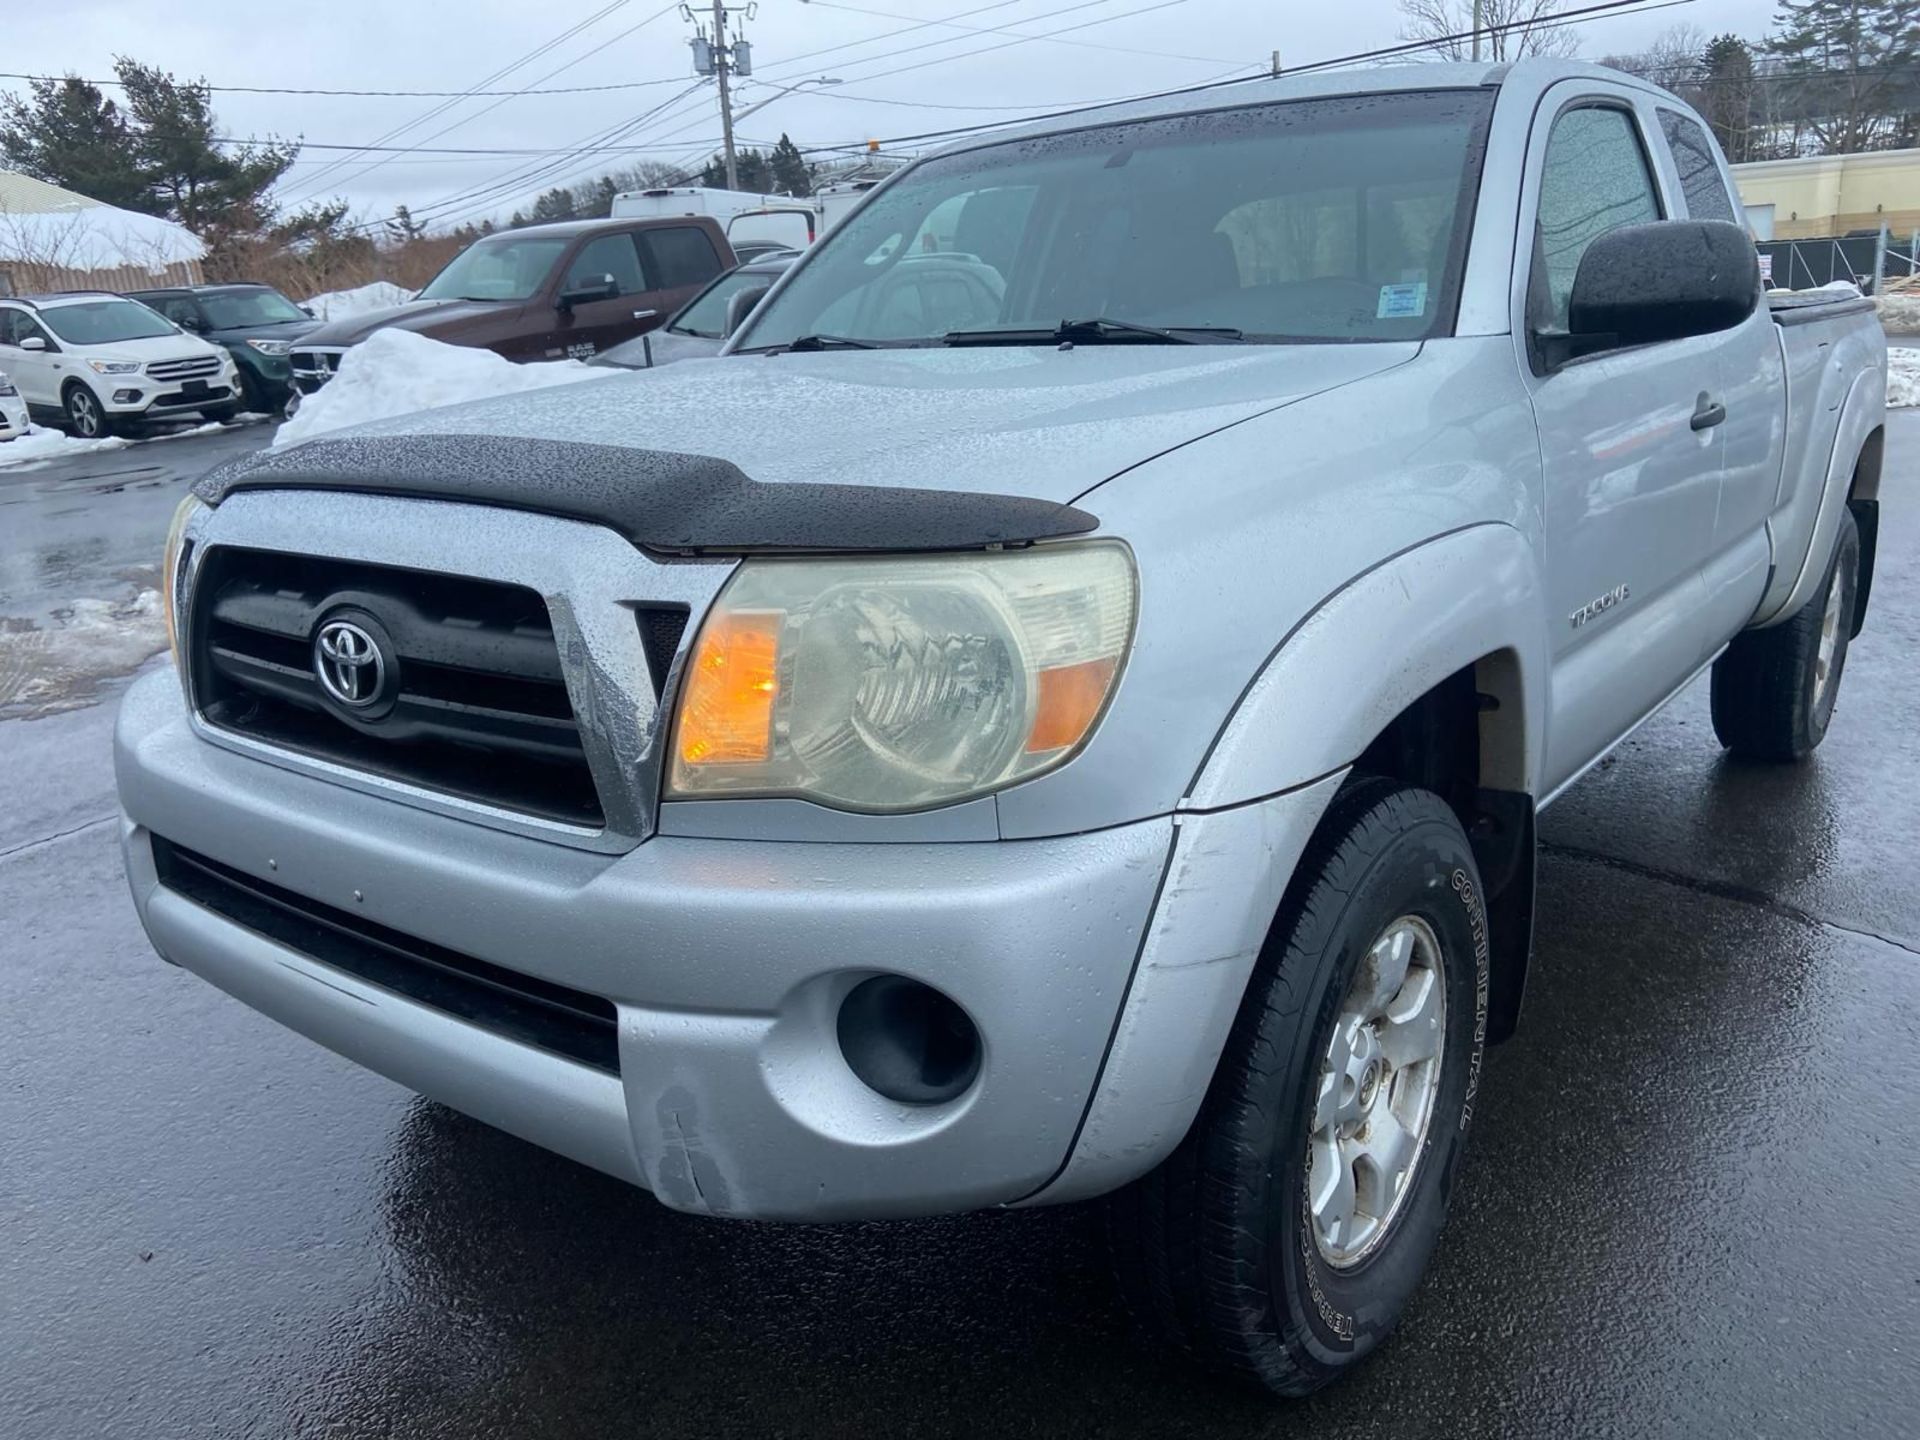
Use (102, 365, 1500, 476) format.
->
(386, 204, 428, 243)
(115, 59, 297, 234)
(528, 186, 578, 224)
(0, 76, 149, 211)
(1700, 35, 1759, 163)
(1768, 0, 1920, 152)
(769, 134, 813, 197)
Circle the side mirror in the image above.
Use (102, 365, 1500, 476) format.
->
(1564, 219, 1758, 358)
(179, 315, 207, 333)
(557, 274, 619, 310)
(723, 284, 772, 337)
(301, 305, 316, 318)
(19, 335, 47, 352)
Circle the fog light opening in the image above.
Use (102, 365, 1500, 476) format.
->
(836, 976, 982, 1106)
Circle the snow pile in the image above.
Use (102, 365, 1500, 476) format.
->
(0, 589, 166, 718)
(274, 328, 612, 449)
(0, 419, 233, 471)
(1876, 291, 1920, 333)
(300, 281, 415, 321)
(0, 425, 137, 469)
(1887, 347, 1920, 408)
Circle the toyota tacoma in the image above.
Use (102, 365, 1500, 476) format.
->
(117, 61, 1887, 1394)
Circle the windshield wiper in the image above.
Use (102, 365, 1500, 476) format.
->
(945, 317, 1245, 347)
(780, 333, 878, 352)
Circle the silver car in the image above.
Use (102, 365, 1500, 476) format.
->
(594, 256, 796, 370)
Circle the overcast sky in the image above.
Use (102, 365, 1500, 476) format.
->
(13, 0, 1770, 231)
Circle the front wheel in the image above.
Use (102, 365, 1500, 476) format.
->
(62, 383, 114, 439)
(1110, 780, 1489, 1396)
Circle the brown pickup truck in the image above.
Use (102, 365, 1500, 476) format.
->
(291, 215, 734, 392)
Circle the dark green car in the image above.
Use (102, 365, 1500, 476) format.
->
(126, 283, 320, 414)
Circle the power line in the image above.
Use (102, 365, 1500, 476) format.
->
(0, 70, 691, 99)
(798, 0, 1233, 65)
(281, 0, 640, 202)
(796, 0, 1697, 158)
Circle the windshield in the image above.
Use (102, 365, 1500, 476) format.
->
(740, 90, 1492, 349)
(417, 235, 570, 301)
(40, 299, 178, 345)
(672, 268, 776, 338)
(199, 289, 308, 328)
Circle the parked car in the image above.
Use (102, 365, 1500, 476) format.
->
(0, 367, 27, 440)
(120, 61, 1886, 1397)
(727, 240, 801, 265)
(0, 293, 242, 437)
(290, 216, 734, 391)
(593, 255, 797, 369)
(127, 283, 319, 415)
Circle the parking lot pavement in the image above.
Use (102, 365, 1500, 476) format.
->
(3, 417, 1917, 1439)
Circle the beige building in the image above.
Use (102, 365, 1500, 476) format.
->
(0, 170, 204, 295)
(1732, 148, 1920, 241)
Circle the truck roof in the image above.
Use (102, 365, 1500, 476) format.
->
(923, 58, 1684, 161)
(487, 214, 718, 240)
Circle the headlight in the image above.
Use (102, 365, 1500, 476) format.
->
(668, 542, 1136, 812)
(245, 339, 292, 356)
(161, 495, 206, 665)
(88, 359, 142, 375)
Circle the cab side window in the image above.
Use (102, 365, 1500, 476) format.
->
(640, 226, 723, 290)
(1534, 105, 1663, 332)
(1658, 109, 1738, 224)
(564, 234, 648, 297)
(155, 296, 203, 329)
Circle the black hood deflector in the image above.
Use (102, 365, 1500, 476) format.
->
(194, 433, 1099, 555)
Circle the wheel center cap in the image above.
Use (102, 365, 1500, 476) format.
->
(1358, 1059, 1383, 1107)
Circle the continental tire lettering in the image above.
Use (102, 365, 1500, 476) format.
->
(1451, 869, 1491, 1130)
(1299, 1178, 1355, 1341)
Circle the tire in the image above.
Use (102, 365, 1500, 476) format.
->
(1110, 779, 1490, 1397)
(1710, 509, 1859, 761)
(62, 382, 114, 439)
(235, 370, 268, 415)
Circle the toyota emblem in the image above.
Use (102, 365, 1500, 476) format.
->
(314, 618, 386, 708)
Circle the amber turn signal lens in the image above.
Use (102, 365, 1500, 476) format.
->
(1026, 657, 1117, 754)
(676, 610, 782, 765)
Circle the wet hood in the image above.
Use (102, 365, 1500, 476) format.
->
(346, 343, 1421, 505)
(207, 318, 320, 344)
(300, 298, 518, 347)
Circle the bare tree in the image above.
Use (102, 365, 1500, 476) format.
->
(1397, 0, 1583, 61)
(1598, 24, 1711, 88)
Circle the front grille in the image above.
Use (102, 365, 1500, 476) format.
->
(151, 837, 620, 1074)
(147, 355, 223, 382)
(290, 348, 344, 383)
(190, 547, 603, 826)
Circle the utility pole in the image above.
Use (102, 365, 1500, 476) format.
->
(687, 2, 756, 191)
(1471, 0, 1483, 62)
(713, 0, 738, 190)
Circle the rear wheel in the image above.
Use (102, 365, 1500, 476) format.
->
(1711, 509, 1859, 761)
(1110, 780, 1488, 1396)
(62, 383, 114, 439)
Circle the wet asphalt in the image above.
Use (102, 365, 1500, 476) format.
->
(2, 417, 1918, 1439)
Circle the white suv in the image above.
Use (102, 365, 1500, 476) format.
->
(0, 293, 242, 438)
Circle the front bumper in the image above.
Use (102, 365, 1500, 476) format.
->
(116, 670, 1174, 1220)
(0, 393, 26, 438)
(99, 377, 240, 418)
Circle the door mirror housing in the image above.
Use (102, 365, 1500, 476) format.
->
(557, 274, 620, 310)
(723, 284, 772, 337)
(19, 335, 47, 352)
(1560, 220, 1759, 362)
(300, 305, 316, 318)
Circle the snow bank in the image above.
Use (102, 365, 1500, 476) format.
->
(274, 329, 611, 449)
(0, 589, 166, 718)
(1887, 347, 1920, 407)
(300, 281, 415, 321)
(0, 419, 235, 471)
(1876, 291, 1920, 333)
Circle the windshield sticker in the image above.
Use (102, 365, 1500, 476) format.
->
(1377, 282, 1428, 320)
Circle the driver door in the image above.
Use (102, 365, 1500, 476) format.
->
(1518, 89, 1729, 795)
(538, 233, 655, 361)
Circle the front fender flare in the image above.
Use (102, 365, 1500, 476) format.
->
(1185, 522, 1551, 811)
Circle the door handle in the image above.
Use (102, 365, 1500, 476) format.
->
(1691, 393, 1726, 431)
(632, 309, 658, 321)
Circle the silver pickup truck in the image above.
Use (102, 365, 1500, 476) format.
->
(116, 60, 1886, 1395)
